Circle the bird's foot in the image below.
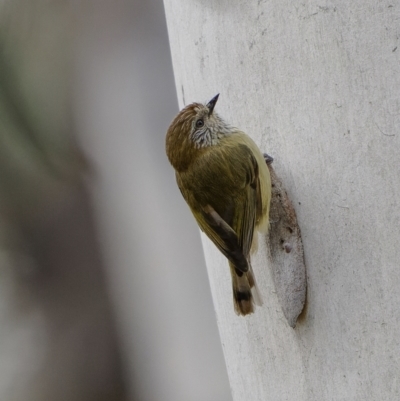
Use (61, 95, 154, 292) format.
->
(263, 153, 274, 165)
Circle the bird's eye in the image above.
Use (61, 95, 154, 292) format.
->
(195, 119, 204, 128)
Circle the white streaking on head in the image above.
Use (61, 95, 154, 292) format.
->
(189, 105, 236, 148)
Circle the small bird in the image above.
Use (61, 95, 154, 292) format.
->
(166, 94, 271, 315)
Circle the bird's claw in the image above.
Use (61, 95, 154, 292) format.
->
(263, 153, 274, 165)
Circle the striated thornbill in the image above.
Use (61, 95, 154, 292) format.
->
(165, 94, 271, 315)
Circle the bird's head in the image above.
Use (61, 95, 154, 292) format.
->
(166, 94, 234, 171)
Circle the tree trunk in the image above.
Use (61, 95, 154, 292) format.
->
(164, 1, 400, 400)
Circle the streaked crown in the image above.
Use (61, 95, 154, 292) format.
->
(166, 94, 234, 171)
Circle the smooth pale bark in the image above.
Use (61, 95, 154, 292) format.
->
(164, 1, 400, 400)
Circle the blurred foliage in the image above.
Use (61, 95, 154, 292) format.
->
(0, 1, 87, 262)
(0, 1, 87, 219)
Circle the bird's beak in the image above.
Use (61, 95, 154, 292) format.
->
(206, 93, 219, 116)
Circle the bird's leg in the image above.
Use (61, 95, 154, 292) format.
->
(263, 153, 274, 165)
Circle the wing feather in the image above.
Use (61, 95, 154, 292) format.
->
(176, 142, 261, 270)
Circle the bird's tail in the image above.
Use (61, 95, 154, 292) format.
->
(230, 262, 262, 316)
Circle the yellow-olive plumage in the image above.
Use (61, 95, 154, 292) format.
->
(166, 94, 271, 315)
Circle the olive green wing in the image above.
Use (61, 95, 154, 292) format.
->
(230, 147, 259, 258)
(176, 172, 247, 272)
(175, 143, 260, 272)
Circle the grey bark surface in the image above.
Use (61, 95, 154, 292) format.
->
(164, 1, 400, 400)
(267, 165, 306, 328)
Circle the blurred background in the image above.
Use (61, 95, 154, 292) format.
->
(0, 1, 232, 400)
